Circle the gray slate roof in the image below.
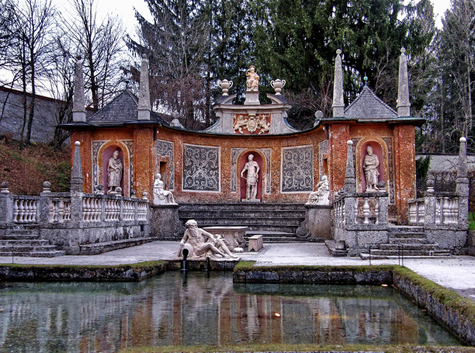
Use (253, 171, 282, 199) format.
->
(87, 90, 168, 126)
(344, 86, 397, 120)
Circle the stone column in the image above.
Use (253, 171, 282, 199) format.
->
(38, 181, 52, 224)
(70, 141, 84, 223)
(332, 49, 345, 117)
(424, 173, 437, 227)
(456, 137, 469, 230)
(137, 54, 151, 121)
(72, 57, 87, 123)
(0, 182, 12, 224)
(397, 48, 411, 117)
(343, 140, 356, 193)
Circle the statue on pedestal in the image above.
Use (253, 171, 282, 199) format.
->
(153, 173, 176, 205)
(363, 145, 380, 192)
(178, 220, 238, 260)
(107, 149, 123, 194)
(246, 66, 259, 91)
(241, 154, 260, 200)
(307, 175, 330, 205)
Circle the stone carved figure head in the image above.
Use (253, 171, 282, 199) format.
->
(367, 145, 373, 155)
(185, 219, 198, 229)
(248, 154, 254, 161)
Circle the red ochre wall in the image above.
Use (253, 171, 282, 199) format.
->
(70, 122, 416, 223)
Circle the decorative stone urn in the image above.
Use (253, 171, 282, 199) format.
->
(270, 79, 286, 95)
(220, 79, 233, 96)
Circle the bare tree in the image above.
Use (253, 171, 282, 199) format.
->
(61, 0, 125, 112)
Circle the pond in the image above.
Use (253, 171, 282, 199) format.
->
(0, 271, 465, 352)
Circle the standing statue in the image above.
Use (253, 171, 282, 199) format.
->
(107, 149, 123, 194)
(153, 173, 176, 205)
(363, 145, 380, 192)
(178, 220, 238, 260)
(246, 66, 259, 91)
(241, 154, 260, 200)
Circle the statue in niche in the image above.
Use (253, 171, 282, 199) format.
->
(363, 145, 380, 192)
(307, 175, 330, 205)
(241, 154, 260, 200)
(107, 149, 123, 194)
(153, 173, 176, 205)
(178, 220, 239, 260)
(246, 65, 259, 91)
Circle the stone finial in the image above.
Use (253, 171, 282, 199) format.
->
(343, 140, 356, 193)
(72, 56, 87, 123)
(332, 49, 345, 117)
(220, 79, 233, 96)
(0, 181, 9, 194)
(70, 141, 84, 193)
(142, 191, 148, 200)
(397, 47, 411, 117)
(42, 181, 51, 193)
(137, 53, 151, 121)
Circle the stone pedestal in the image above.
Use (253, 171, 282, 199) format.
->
(203, 226, 247, 250)
(150, 204, 184, 240)
(304, 205, 332, 240)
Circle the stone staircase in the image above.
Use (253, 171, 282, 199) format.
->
(0, 227, 65, 257)
(178, 203, 308, 243)
(361, 225, 451, 259)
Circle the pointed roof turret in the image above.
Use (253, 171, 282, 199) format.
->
(332, 49, 345, 117)
(137, 54, 151, 121)
(397, 48, 411, 117)
(72, 56, 86, 123)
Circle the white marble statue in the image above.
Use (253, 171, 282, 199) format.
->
(363, 145, 380, 192)
(107, 149, 123, 194)
(241, 154, 260, 200)
(307, 175, 330, 205)
(178, 220, 238, 260)
(246, 66, 259, 91)
(153, 173, 176, 205)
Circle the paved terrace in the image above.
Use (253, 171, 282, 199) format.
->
(1, 241, 474, 300)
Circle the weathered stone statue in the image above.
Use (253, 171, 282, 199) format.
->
(246, 66, 259, 91)
(241, 154, 260, 200)
(153, 173, 176, 205)
(307, 175, 330, 205)
(178, 219, 238, 260)
(363, 145, 380, 192)
(107, 149, 123, 194)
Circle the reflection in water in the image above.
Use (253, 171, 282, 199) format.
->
(0, 271, 464, 352)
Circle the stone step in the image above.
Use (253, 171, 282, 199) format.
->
(0, 240, 49, 246)
(180, 210, 306, 218)
(0, 233, 41, 241)
(79, 237, 159, 255)
(379, 243, 438, 251)
(0, 244, 62, 252)
(388, 225, 424, 233)
(0, 250, 65, 258)
(179, 203, 307, 211)
(388, 237, 428, 244)
(190, 217, 303, 226)
(368, 249, 450, 257)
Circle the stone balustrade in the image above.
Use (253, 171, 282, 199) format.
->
(409, 193, 461, 227)
(1, 189, 149, 225)
(334, 192, 389, 229)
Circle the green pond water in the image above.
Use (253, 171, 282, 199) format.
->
(0, 271, 465, 352)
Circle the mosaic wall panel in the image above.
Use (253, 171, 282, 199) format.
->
(92, 140, 133, 193)
(156, 140, 175, 190)
(231, 148, 271, 194)
(281, 146, 314, 192)
(183, 144, 220, 192)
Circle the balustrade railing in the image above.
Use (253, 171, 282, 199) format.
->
(334, 192, 388, 229)
(12, 196, 39, 223)
(49, 196, 71, 223)
(408, 193, 460, 226)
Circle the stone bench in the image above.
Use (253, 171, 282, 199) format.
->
(248, 234, 263, 252)
(203, 226, 247, 251)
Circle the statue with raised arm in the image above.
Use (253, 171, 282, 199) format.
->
(363, 145, 380, 192)
(246, 66, 259, 91)
(153, 173, 176, 205)
(178, 220, 238, 260)
(107, 149, 123, 194)
(241, 154, 260, 200)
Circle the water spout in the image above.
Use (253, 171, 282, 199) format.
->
(181, 248, 189, 272)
